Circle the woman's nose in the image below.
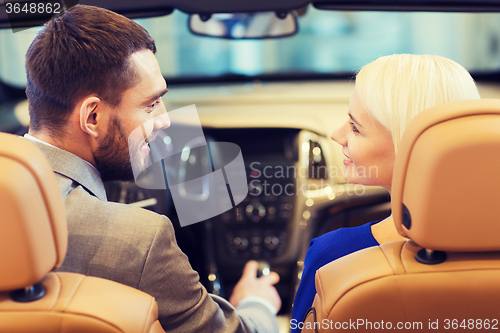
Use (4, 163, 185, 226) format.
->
(330, 122, 348, 146)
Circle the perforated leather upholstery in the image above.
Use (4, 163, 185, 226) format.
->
(302, 99, 500, 332)
(0, 133, 165, 333)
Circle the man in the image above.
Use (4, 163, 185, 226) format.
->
(24, 5, 281, 332)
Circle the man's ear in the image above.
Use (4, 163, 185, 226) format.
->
(79, 96, 104, 139)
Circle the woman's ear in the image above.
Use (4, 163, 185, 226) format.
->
(79, 96, 103, 139)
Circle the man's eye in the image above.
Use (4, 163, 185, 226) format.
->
(147, 100, 160, 110)
(350, 122, 359, 133)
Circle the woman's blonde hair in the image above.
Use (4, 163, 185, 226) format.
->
(356, 54, 480, 153)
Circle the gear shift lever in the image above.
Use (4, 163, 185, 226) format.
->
(256, 260, 271, 278)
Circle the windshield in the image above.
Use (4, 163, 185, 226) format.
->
(1, 6, 500, 87)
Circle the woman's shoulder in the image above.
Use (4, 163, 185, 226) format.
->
(311, 220, 380, 246)
(306, 220, 381, 265)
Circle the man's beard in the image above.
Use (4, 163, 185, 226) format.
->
(94, 116, 135, 182)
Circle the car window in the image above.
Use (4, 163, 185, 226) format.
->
(1, 6, 500, 87)
(0, 27, 41, 87)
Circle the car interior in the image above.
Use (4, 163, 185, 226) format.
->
(2, 1, 500, 332)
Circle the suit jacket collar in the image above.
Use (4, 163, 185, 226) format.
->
(26, 139, 108, 201)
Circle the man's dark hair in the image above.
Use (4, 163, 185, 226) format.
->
(25, 5, 156, 136)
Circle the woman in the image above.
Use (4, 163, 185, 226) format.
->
(291, 54, 480, 330)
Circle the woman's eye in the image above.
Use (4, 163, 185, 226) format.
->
(350, 122, 359, 133)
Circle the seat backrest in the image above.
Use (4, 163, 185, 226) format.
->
(0, 133, 165, 333)
(301, 99, 500, 332)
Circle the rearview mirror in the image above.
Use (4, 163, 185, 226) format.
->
(189, 11, 298, 39)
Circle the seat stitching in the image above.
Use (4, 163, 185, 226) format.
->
(63, 276, 125, 333)
(142, 297, 156, 333)
(58, 273, 86, 311)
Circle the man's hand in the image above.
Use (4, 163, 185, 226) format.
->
(229, 260, 282, 312)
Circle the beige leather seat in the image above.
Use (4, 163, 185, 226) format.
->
(0, 133, 165, 333)
(302, 99, 500, 332)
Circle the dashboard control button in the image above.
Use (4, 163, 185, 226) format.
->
(279, 202, 294, 211)
(264, 236, 280, 251)
(248, 182, 263, 196)
(245, 203, 266, 223)
(251, 236, 263, 245)
(251, 245, 262, 255)
(233, 237, 249, 251)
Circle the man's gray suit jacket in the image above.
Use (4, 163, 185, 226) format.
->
(29, 139, 278, 333)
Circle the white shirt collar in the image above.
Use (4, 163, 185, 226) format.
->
(24, 133, 101, 176)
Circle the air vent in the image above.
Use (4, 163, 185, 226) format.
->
(308, 141, 327, 179)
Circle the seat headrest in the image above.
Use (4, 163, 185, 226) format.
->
(0, 133, 67, 291)
(391, 99, 500, 252)
(392, 99, 500, 252)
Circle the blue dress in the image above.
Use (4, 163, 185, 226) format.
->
(290, 221, 380, 332)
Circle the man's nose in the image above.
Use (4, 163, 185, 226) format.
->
(154, 111, 171, 130)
